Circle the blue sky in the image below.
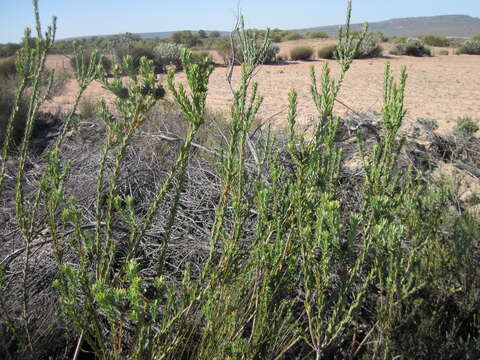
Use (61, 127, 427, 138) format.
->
(1, 0, 479, 43)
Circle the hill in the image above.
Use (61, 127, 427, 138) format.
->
(296, 15, 480, 38)
(60, 15, 480, 41)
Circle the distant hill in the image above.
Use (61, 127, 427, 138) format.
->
(295, 15, 480, 38)
(60, 15, 480, 41)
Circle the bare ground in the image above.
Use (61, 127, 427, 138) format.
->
(42, 42, 480, 134)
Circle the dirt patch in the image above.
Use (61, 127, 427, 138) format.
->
(42, 50, 480, 135)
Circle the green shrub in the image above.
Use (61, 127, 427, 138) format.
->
(453, 116, 479, 136)
(171, 30, 201, 47)
(457, 39, 480, 54)
(215, 37, 278, 65)
(0, 57, 17, 78)
(283, 32, 304, 41)
(471, 33, 480, 40)
(318, 44, 337, 59)
(390, 37, 431, 56)
(305, 31, 329, 39)
(290, 45, 314, 60)
(421, 34, 450, 47)
(153, 43, 184, 72)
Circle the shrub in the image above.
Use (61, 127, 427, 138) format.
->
(457, 39, 480, 54)
(283, 32, 304, 41)
(318, 44, 337, 59)
(215, 37, 278, 65)
(290, 45, 314, 60)
(453, 116, 479, 136)
(305, 31, 329, 39)
(171, 30, 201, 47)
(0, 57, 17, 78)
(421, 34, 450, 47)
(356, 32, 383, 58)
(127, 45, 157, 70)
(471, 33, 480, 40)
(190, 51, 214, 66)
(390, 37, 431, 56)
(153, 43, 184, 72)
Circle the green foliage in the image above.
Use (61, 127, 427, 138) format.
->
(356, 32, 384, 58)
(290, 45, 314, 60)
(391, 37, 432, 56)
(421, 34, 450, 47)
(198, 29, 207, 39)
(0, 79, 29, 147)
(457, 39, 480, 54)
(453, 116, 479, 136)
(191, 51, 214, 66)
(209, 30, 221, 38)
(305, 31, 329, 39)
(317, 44, 337, 59)
(0, 57, 17, 78)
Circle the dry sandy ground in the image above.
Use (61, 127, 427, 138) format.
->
(42, 42, 480, 134)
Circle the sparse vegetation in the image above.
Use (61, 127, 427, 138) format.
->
(290, 45, 314, 60)
(1, 1, 479, 360)
(153, 43, 184, 71)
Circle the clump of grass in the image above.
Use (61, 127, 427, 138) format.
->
(290, 45, 314, 60)
(453, 116, 479, 136)
(417, 117, 439, 131)
(78, 96, 98, 119)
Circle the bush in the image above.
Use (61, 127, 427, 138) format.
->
(171, 30, 201, 47)
(318, 44, 337, 59)
(471, 33, 480, 40)
(0, 57, 17, 78)
(453, 116, 479, 136)
(305, 31, 329, 39)
(283, 32, 304, 41)
(356, 32, 383, 58)
(190, 51, 214, 66)
(290, 45, 314, 60)
(417, 117, 439, 131)
(215, 37, 278, 65)
(421, 34, 450, 47)
(457, 39, 480, 54)
(390, 37, 431, 56)
(153, 43, 184, 72)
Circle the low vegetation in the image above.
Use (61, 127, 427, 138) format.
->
(290, 45, 314, 60)
(0, 1, 479, 360)
(305, 31, 329, 39)
(420, 34, 450, 47)
(457, 38, 480, 55)
(390, 37, 432, 56)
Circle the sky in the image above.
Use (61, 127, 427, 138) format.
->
(1, 0, 480, 43)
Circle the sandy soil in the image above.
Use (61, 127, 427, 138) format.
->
(42, 42, 480, 134)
